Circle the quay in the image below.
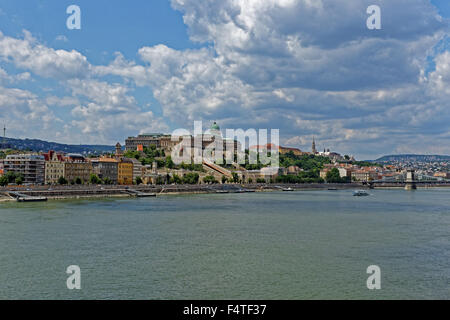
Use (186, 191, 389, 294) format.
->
(6, 191, 47, 202)
(123, 189, 156, 197)
(1, 182, 449, 202)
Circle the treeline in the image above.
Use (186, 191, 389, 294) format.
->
(0, 171, 24, 186)
(124, 146, 205, 172)
(280, 152, 331, 170)
(154, 172, 201, 185)
(276, 172, 324, 184)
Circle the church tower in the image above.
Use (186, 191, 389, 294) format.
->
(312, 137, 317, 154)
(115, 142, 123, 158)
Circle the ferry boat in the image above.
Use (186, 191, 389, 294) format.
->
(282, 187, 294, 191)
(353, 190, 370, 197)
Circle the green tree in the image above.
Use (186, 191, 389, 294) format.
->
(124, 150, 141, 160)
(166, 156, 174, 169)
(221, 175, 228, 184)
(58, 176, 68, 185)
(103, 177, 112, 185)
(135, 177, 143, 185)
(5, 171, 19, 183)
(15, 176, 23, 185)
(231, 172, 239, 183)
(75, 177, 83, 185)
(203, 175, 218, 184)
(0, 175, 8, 186)
(183, 173, 199, 184)
(155, 176, 164, 185)
(170, 174, 182, 184)
(325, 168, 342, 183)
(89, 174, 101, 184)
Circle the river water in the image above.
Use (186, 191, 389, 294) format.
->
(0, 189, 449, 299)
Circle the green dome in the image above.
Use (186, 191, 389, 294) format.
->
(211, 122, 220, 131)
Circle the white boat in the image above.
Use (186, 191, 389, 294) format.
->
(282, 187, 294, 191)
(353, 190, 370, 196)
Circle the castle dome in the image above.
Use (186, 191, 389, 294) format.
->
(211, 121, 220, 131)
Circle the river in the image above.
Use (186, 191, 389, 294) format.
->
(0, 189, 449, 299)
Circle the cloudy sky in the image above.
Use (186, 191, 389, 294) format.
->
(0, 0, 449, 159)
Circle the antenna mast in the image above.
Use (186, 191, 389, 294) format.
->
(2, 124, 5, 148)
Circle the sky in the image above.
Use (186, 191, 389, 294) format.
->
(0, 0, 449, 159)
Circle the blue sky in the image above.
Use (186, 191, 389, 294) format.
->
(0, 0, 449, 159)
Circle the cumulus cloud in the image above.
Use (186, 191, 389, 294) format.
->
(428, 51, 450, 96)
(102, 0, 447, 158)
(170, 0, 446, 90)
(0, 30, 90, 79)
(0, 67, 30, 83)
(0, 86, 59, 135)
(0, 0, 448, 158)
(65, 79, 168, 144)
(0, 32, 168, 145)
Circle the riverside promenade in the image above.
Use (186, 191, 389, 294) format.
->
(0, 183, 361, 201)
(1, 182, 449, 202)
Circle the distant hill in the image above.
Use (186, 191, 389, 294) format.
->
(0, 137, 115, 154)
(374, 154, 450, 163)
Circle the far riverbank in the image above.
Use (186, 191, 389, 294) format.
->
(1, 182, 449, 202)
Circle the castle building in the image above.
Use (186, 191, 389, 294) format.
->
(125, 122, 241, 164)
(125, 134, 177, 152)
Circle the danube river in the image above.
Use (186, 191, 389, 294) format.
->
(0, 189, 449, 299)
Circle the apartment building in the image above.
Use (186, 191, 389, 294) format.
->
(4, 154, 45, 184)
(44, 152, 65, 184)
(118, 158, 133, 185)
(91, 157, 118, 184)
(65, 154, 93, 183)
(130, 158, 143, 182)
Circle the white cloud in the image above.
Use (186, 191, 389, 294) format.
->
(0, 86, 59, 134)
(55, 35, 68, 42)
(428, 51, 450, 96)
(0, 31, 90, 79)
(0, 0, 448, 157)
(0, 67, 30, 83)
(65, 79, 168, 144)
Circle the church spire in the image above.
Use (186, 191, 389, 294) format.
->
(312, 136, 317, 154)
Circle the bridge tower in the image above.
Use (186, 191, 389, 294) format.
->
(405, 169, 417, 190)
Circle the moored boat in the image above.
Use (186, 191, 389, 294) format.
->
(353, 190, 369, 196)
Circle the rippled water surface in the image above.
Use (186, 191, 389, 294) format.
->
(0, 189, 449, 299)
